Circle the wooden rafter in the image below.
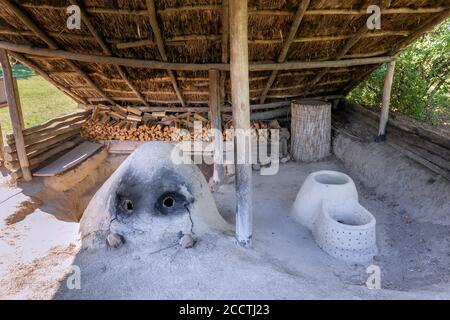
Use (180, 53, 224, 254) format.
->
(259, 0, 310, 104)
(389, 9, 450, 55)
(10, 52, 86, 105)
(0, 41, 395, 71)
(86, 93, 343, 105)
(0, 19, 87, 104)
(145, 0, 186, 107)
(341, 9, 450, 95)
(220, 0, 229, 105)
(70, 0, 149, 107)
(0, 29, 410, 48)
(18, 3, 449, 16)
(0, 0, 114, 105)
(303, 0, 384, 95)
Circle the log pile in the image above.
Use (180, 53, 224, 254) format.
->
(3, 110, 91, 180)
(82, 106, 284, 143)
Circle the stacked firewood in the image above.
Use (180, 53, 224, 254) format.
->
(82, 106, 284, 143)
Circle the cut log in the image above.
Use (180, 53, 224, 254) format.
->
(127, 114, 143, 122)
(127, 106, 143, 116)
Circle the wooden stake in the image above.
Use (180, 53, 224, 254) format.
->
(209, 69, 224, 186)
(230, 0, 252, 248)
(0, 49, 32, 180)
(378, 60, 396, 140)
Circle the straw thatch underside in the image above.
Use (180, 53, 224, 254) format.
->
(0, 0, 448, 108)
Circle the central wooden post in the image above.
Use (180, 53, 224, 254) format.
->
(378, 60, 396, 140)
(209, 69, 225, 186)
(0, 49, 32, 181)
(230, 0, 252, 247)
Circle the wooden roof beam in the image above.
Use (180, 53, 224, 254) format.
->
(145, 0, 186, 107)
(0, 0, 114, 105)
(340, 9, 450, 95)
(389, 9, 450, 55)
(18, 3, 447, 16)
(303, 0, 384, 95)
(70, 0, 149, 107)
(10, 52, 87, 105)
(0, 40, 395, 71)
(220, 0, 230, 105)
(259, 0, 310, 104)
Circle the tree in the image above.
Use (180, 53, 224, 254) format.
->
(348, 19, 450, 125)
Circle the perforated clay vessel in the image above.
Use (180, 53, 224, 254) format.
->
(292, 171, 377, 263)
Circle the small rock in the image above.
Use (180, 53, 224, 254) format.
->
(179, 234, 195, 248)
(252, 164, 261, 171)
(280, 156, 291, 164)
(107, 233, 125, 248)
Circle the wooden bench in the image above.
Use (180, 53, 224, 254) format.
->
(33, 141, 104, 177)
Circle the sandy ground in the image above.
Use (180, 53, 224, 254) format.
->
(0, 171, 79, 299)
(1, 156, 449, 300)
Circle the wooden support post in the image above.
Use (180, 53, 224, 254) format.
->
(13, 79, 24, 127)
(209, 69, 224, 186)
(377, 60, 396, 140)
(0, 122, 4, 161)
(0, 49, 32, 181)
(220, 0, 229, 106)
(230, 0, 252, 248)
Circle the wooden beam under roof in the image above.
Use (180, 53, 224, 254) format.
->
(220, 0, 230, 106)
(302, 0, 385, 95)
(0, 0, 114, 105)
(340, 9, 450, 95)
(70, 0, 149, 107)
(259, 0, 310, 104)
(17, 3, 449, 16)
(145, 0, 186, 107)
(0, 41, 395, 71)
(10, 52, 87, 105)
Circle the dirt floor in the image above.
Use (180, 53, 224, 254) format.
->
(1, 145, 449, 299)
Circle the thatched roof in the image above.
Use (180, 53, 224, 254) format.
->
(0, 0, 448, 109)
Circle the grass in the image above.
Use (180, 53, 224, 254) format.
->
(0, 75, 77, 136)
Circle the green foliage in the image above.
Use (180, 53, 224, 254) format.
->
(348, 19, 450, 125)
(0, 76, 77, 136)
